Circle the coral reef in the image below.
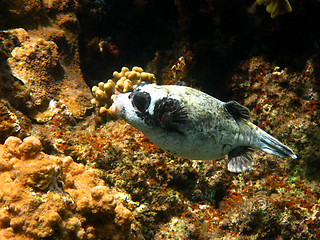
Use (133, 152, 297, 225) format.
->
(0, 100, 31, 143)
(16, 57, 317, 239)
(91, 66, 156, 115)
(7, 29, 60, 119)
(0, 0, 93, 122)
(0, 0, 319, 239)
(157, 49, 195, 86)
(0, 136, 132, 239)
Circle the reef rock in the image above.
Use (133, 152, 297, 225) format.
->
(0, 136, 133, 239)
(0, 0, 93, 122)
(4, 28, 92, 122)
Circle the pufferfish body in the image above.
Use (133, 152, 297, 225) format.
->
(110, 82, 297, 172)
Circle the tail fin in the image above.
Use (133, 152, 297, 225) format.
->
(258, 130, 297, 159)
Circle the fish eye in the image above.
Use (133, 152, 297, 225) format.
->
(132, 92, 151, 112)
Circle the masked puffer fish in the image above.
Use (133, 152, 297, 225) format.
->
(110, 82, 297, 172)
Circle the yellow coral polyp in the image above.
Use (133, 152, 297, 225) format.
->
(132, 66, 143, 73)
(121, 66, 129, 73)
(104, 80, 115, 95)
(256, 0, 292, 18)
(98, 81, 104, 90)
(113, 71, 122, 79)
(91, 66, 157, 116)
(123, 79, 133, 93)
(99, 106, 108, 115)
(127, 71, 137, 80)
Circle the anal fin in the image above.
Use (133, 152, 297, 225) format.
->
(227, 147, 254, 173)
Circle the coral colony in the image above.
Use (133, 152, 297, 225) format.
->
(0, 0, 319, 239)
(0, 136, 132, 239)
(91, 66, 156, 115)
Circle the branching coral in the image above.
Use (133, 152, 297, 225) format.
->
(0, 136, 133, 239)
(91, 66, 156, 115)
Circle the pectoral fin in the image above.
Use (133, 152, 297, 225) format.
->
(227, 147, 254, 173)
(153, 97, 188, 134)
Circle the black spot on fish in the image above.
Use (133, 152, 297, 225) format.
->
(153, 97, 188, 134)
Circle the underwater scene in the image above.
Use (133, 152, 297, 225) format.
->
(0, 0, 319, 239)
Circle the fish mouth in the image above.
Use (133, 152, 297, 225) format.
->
(108, 101, 119, 118)
(108, 92, 131, 119)
(108, 94, 125, 118)
(108, 103, 117, 116)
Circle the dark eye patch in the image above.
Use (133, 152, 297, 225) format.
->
(132, 92, 151, 113)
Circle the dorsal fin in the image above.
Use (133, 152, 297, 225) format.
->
(225, 101, 250, 120)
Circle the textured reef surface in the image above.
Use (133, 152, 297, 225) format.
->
(0, 0, 320, 239)
(0, 136, 132, 239)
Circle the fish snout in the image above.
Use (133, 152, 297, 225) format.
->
(108, 102, 118, 118)
(109, 93, 130, 119)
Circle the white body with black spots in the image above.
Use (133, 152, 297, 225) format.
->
(110, 83, 297, 172)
